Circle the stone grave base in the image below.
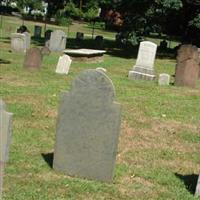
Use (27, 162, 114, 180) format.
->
(70, 55, 104, 63)
(128, 70, 155, 81)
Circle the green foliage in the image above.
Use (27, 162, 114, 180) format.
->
(64, 1, 83, 20)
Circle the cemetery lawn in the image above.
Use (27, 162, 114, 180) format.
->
(1, 16, 200, 200)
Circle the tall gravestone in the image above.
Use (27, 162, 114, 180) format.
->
(11, 32, 30, 53)
(175, 45, 199, 88)
(195, 175, 200, 197)
(23, 47, 42, 70)
(49, 30, 67, 52)
(0, 99, 13, 197)
(53, 69, 121, 182)
(55, 54, 72, 74)
(129, 41, 157, 81)
(34, 25, 42, 38)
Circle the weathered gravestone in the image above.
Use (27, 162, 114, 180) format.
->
(53, 69, 121, 182)
(11, 32, 30, 53)
(0, 100, 13, 196)
(158, 73, 170, 86)
(95, 35, 104, 49)
(129, 41, 157, 81)
(34, 25, 42, 38)
(49, 30, 67, 52)
(55, 54, 72, 74)
(175, 45, 199, 88)
(195, 174, 200, 197)
(76, 32, 84, 41)
(23, 47, 42, 70)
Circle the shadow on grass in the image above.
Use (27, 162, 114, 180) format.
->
(41, 152, 54, 168)
(175, 173, 198, 195)
(31, 36, 45, 46)
(0, 58, 11, 64)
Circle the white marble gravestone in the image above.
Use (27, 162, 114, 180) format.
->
(0, 99, 13, 197)
(11, 32, 30, 53)
(49, 30, 67, 52)
(195, 175, 200, 197)
(53, 69, 121, 182)
(158, 73, 170, 86)
(129, 41, 157, 81)
(55, 55, 72, 74)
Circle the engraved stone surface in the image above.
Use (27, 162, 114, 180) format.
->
(53, 69, 121, 182)
(11, 32, 30, 53)
(34, 25, 42, 38)
(55, 55, 72, 74)
(49, 30, 67, 52)
(175, 45, 199, 88)
(0, 99, 13, 197)
(23, 47, 42, 70)
(195, 175, 200, 197)
(129, 41, 157, 81)
(158, 73, 170, 86)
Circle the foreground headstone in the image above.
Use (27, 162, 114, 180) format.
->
(24, 47, 42, 70)
(158, 73, 170, 86)
(55, 55, 72, 74)
(175, 45, 199, 88)
(129, 41, 157, 81)
(11, 32, 30, 53)
(53, 69, 121, 182)
(49, 30, 67, 52)
(195, 175, 200, 197)
(0, 100, 13, 197)
(34, 25, 42, 38)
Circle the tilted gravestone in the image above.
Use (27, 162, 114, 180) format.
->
(129, 41, 157, 81)
(49, 30, 67, 52)
(158, 73, 170, 86)
(11, 32, 30, 53)
(175, 45, 199, 88)
(53, 69, 121, 182)
(55, 54, 72, 75)
(0, 99, 13, 196)
(34, 25, 42, 38)
(195, 175, 200, 197)
(23, 47, 43, 70)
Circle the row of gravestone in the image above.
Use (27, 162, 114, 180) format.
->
(128, 41, 200, 88)
(1, 69, 200, 197)
(11, 29, 67, 53)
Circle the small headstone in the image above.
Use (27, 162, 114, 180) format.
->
(158, 73, 170, 86)
(49, 30, 67, 52)
(11, 32, 30, 53)
(34, 25, 42, 38)
(55, 55, 72, 74)
(0, 100, 13, 196)
(195, 175, 200, 197)
(129, 41, 157, 81)
(175, 45, 199, 88)
(53, 69, 121, 182)
(95, 35, 104, 49)
(23, 47, 42, 70)
(76, 32, 84, 41)
(41, 46, 51, 56)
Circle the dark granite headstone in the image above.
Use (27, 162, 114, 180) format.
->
(23, 47, 42, 70)
(53, 69, 121, 182)
(34, 25, 42, 38)
(76, 32, 84, 41)
(175, 45, 199, 88)
(95, 35, 104, 49)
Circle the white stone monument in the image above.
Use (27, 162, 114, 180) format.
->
(11, 32, 30, 53)
(129, 41, 157, 81)
(55, 55, 72, 74)
(158, 73, 170, 86)
(49, 30, 67, 52)
(195, 175, 200, 197)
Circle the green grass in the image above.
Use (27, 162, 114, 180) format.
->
(0, 16, 200, 200)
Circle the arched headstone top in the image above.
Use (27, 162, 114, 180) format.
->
(71, 69, 115, 104)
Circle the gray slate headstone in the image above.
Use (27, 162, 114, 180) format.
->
(53, 69, 121, 182)
(0, 99, 13, 197)
(195, 175, 200, 197)
(129, 41, 157, 81)
(49, 30, 67, 52)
